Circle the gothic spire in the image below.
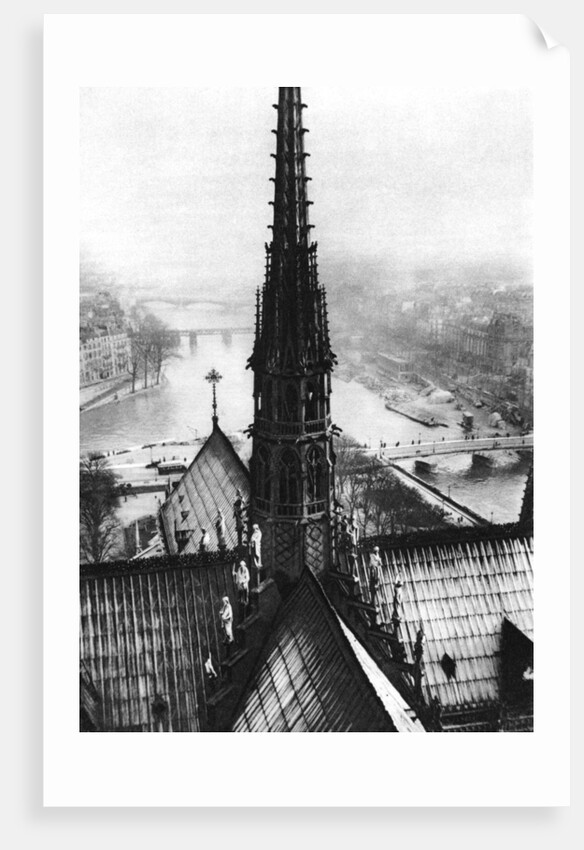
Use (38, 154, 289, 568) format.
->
(247, 88, 338, 584)
(248, 87, 336, 375)
(271, 87, 312, 253)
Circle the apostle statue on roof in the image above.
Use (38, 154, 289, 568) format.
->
(249, 523, 262, 571)
(204, 655, 218, 680)
(219, 596, 234, 645)
(368, 545, 382, 605)
(199, 527, 211, 553)
(233, 489, 247, 549)
(215, 510, 227, 553)
(347, 514, 360, 576)
(233, 559, 250, 609)
(414, 623, 426, 664)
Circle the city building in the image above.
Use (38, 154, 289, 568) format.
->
(79, 88, 534, 733)
(79, 290, 130, 389)
(79, 331, 131, 387)
(377, 352, 415, 382)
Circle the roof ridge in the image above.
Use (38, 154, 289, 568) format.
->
(304, 570, 423, 731)
(185, 421, 250, 482)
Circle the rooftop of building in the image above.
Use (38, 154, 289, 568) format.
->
(231, 568, 425, 732)
(159, 421, 250, 556)
(80, 552, 240, 731)
(347, 528, 533, 712)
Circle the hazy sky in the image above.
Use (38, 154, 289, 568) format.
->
(80, 86, 532, 300)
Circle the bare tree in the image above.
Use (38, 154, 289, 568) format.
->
(148, 320, 180, 385)
(362, 468, 446, 537)
(334, 434, 375, 518)
(127, 311, 178, 390)
(335, 434, 446, 538)
(80, 455, 122, 564)
(127, 330, 144, 393)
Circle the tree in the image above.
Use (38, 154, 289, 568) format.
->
(334, 433, 447, 538)
(126, 309, 179, 390)
(127, 330, 144, 393)
(334, 434, 378, 519)
(146, 318, 179, 385)
(80, 455, 122, 564)
(362, 468, 446, 537)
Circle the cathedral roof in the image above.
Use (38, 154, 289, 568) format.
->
(159, 422, 250, 555)
(79, 556, 239, 731)
(348, 532, 533, 712)
(231, 568, 425, 732)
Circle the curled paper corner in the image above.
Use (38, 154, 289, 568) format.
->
(525, 16, 561, 50)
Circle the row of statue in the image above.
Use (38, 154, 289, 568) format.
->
(202, 493, 431, 713)
(204, 558, 253, 681)
(196, 489, 262, 568)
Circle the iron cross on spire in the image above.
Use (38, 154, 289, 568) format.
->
(205, 368, 223, 425)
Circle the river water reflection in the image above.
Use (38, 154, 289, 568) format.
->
(80, 331, 529, 524)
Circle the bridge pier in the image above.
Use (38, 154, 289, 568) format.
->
(189, 331, 197, 347)
(221, 330, 233, 345)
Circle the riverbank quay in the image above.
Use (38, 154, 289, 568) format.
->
(81, 436, 201, 462)
(79, 374, 132, 411)
(388, 462, 488, 527)
(339, 350, 525, 439)
(382, 403, 448, 429)
(80, 376, 163, 414)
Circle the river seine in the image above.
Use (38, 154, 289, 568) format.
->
(80, 307, 531, 525)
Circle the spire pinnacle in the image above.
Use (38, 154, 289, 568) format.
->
(248, 88, 336, 375)
(271, 87, 312, 251)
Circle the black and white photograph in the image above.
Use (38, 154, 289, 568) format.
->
(78, 84, 534, 734)
(40, 12, 571, 810)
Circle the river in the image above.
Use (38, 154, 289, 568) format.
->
(80, 305, 531, 524)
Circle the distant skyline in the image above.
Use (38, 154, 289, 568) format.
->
(80, 87, 532, 301)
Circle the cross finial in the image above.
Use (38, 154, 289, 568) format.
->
(205, 368, 223, 425)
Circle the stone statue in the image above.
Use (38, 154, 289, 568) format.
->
(413, 624, 426, 697)
(219, 596, 234, 645)
(233, 559, 250, 607)
(215, 510, 227, 552)
(368, 545, 382, 604)
(348, 515, 359, 576)
(414, 624, 426, 664)
(430, 695, 442, 731)
(392, 575, 403, 621)
(199, 527, 211, 553)
(392, 574, 404, 638)
(204, 655, 218, 680)
(249, 523, 262, 570)
(233, 489, 247, 549)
